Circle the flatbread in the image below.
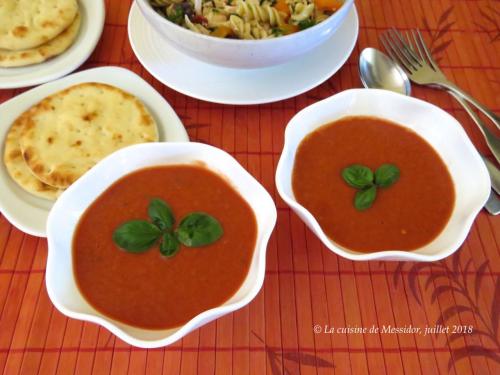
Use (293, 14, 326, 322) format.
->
(0, 12, 81, 68)
(0, 0, 78, 51)
(3, 113, 63, 200)
(20, 83, 159, 189)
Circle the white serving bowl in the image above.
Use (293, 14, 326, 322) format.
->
(46, 142, 277, 348)
(135, 0, 354, 68)
(275, 89, 490, 262)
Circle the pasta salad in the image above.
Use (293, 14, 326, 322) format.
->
(149, 0, 344, 39)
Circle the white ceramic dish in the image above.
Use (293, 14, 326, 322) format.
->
(135, 0, 354, 69)
(275, 89, 490, 262)
(0, 0, 105, 89)
(46, 142, 277, 348)
(128, 2, 359, 105)
(0, 66, 189, 237)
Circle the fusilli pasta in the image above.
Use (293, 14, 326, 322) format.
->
(149, 0, 344, 40)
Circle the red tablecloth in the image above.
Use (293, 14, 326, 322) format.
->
(0, 0, 499, 374)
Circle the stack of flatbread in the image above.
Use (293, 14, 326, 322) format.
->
(3, 83, 160, 200)
(0, 0, 81, 68)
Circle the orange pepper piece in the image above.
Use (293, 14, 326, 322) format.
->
(211, 26, 233, 38)
(274, 0, 290, 17)
(281, 23, 299, 35)
(316, 0, 343, 11)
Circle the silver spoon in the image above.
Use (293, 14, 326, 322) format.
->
(358, 47, 500, 215)
(359, 48, 412, 96)
(359, 48, 500, 164)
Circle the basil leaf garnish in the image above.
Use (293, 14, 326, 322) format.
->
(160, 232, 180, 257)
(113, 220, 161, 252)
(375, 164, 400, 188)
(354, 185, 377, 211)
(148, 198, 175, 230)
(342, 164, 374, 189)
(176, 212, 223, 247)
(341, 163, 400, 211)
(112, 199, 223, 256)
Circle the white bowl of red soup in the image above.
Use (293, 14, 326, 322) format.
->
(276, 89, 490, 261)
(46, 142, 277, 347)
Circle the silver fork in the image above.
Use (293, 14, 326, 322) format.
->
(380, 28, 499, 130)
(381, 28, 500, 165)
(381, 29, 500, 215)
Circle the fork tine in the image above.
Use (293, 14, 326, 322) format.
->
(380, 35, 399, 63)
(405, 31, 415, 51)
(408, 30, 426, 64)
(387, 29, 419, 69)
(380, 35, 414, 79)
(384, 30, 417, 70)
(404, 31, 422, 62)
(414, 29, 440, 72)
(380, 32, 414, 73)
(390, 28, 421, 65)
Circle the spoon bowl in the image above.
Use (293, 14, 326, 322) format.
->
(359, 47, 411, 96)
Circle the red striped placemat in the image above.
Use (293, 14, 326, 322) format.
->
(0, 0, 498, 373)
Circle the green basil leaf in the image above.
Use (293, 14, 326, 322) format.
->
(354, 185, 377, 211)
(148, 198, 175, 231)
(375, 164, 400, 188)
(342, 164, 374, 189)
(176, 212, 223, 247)
(159, 232, 180, 257)
(113, 220, 161, 252)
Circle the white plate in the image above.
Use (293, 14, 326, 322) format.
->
(0, 66, 189, 237)
(128, 2, 359, 105)
(0, 0, 105, 89)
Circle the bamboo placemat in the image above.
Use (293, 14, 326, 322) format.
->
(0, 0, 499, 374)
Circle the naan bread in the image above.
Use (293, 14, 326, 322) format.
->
(0, 0, 78, 51)
(0, 12, 81, 68)
(3, 113, 63, 200)
(20, 83, 159, 189)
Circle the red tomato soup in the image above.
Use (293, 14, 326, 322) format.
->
(292, 116, 455, 252)
(73, 164, 257, 330)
